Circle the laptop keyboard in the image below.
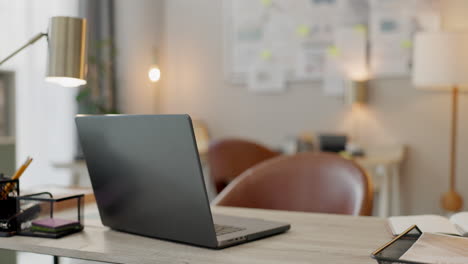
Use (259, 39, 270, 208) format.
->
(214, 224, 245, 236)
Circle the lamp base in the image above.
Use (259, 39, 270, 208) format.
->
(441, 190, 463, 212)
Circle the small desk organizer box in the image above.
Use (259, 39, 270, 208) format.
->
(0, 176, 84, 238)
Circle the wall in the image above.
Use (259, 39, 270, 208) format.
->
(114, 0, 164, 114)
(441, 0, 468, 31)
(159, 0, 468, 215)
(0, 0, 79, 188)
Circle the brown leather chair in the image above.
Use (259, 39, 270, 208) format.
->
(214, 152, 373, 216)
(208, 138, 280, 193)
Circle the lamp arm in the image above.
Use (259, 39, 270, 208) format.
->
(0, 32, 47, 66)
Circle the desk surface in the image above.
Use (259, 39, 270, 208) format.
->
(0, 206, 391, 264)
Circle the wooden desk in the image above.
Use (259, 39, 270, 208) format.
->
(0, 206, 391, 264)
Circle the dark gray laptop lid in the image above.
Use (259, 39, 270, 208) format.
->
(75, 114, 218, 248)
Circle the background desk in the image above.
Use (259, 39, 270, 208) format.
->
(0, 206, 391, 264)
(355, 145, 406, 217)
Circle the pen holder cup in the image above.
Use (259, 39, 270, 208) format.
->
(0, 178, 20, 236)
(16, 192, 85, 238)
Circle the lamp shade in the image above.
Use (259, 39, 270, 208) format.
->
(45, 16, 87, 87)
(412, 32, 468, 90)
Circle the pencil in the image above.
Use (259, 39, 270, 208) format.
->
(12, 156, 33, 180)
(1, 156, 33, 199)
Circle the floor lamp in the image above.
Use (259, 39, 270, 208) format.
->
(412, 32, 468, 212)
(0, 16, 87, 87)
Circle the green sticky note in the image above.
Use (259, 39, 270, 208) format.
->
(296, 25, 310, 37)
(353, 24, 367, 34)
(260, 0, 272, 6)
(260, 49, 272, 60)
(327, 46, 340, 57)
(401, 40, 412, 48)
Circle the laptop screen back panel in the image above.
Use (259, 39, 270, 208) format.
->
(76, 115, 218, 248)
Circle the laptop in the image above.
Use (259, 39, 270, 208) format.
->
(75, 114, 290, 249)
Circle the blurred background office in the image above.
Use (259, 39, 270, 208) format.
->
(4, 0, 468, 263)
(2, 0, 468, 221)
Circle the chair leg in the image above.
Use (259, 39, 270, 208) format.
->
(53, 256, 59, 264)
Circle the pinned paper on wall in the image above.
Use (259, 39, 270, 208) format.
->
(334, 27, 368, 80)
(307, 0, 337, 45)
(412, 0, 441, 31)
(336, 0, 369, 28)
(227, 0, 340, 86)
(247, 58, 286, 94)
(225, 0, 442, 92)
(369, 2, 413, 77)
(322, 47, 346, 96)
(293, 44, 325, 81)
(296, 25, 311, 38)
(369, 0, 441, 77)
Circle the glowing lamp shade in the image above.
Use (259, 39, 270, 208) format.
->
(413, 32, 468, 90)
(148, 65, 161, 82)
(45, 76, 86, 87)
(45, 16, 87, 87)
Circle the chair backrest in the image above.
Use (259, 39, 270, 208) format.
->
(207, 138, 280, 193)
(213, 152, 373, 216)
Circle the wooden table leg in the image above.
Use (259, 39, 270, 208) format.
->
(377, 165, 389, 218)
(390, 164, 401, 216)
